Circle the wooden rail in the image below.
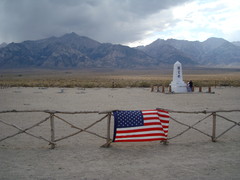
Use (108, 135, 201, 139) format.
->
(151, 85, 214, 93)
(0, 109, 239, 149)
(157, 108, 240, 143)
(0, 110, 111, 149)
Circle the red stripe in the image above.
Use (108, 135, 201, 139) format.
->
(143, 111, 169, 120)
(144, 121, 169, 127)
(114, 138, 167, 142)
(143, 117, 159, 120)
(116, 133, 166, 139)
(158, 114, 170, 118)
(142, 112, 158, 115)
(143, 116, 169, 120)
(116, 127, 165, 133)
(159, 120, 169, 123)
(143, 118, 169, 124)
(144, 122, 163, 126)
(144, 123, 165, 131)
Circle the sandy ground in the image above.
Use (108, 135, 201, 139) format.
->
(0, 87, 240, 180)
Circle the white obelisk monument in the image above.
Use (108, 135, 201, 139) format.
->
(170, 61, 187, 93)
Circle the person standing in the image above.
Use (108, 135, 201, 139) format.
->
(189, 80, 193, 92)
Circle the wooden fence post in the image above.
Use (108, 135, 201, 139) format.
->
(50, 113, 56, 149)
(106, 112, 111, 144)
(169, 86, 171, 93)
(162, 86, 165, 93)
(212, 112, 217, 142)
(208, 86, 212, 93)
(101, 112, 112, 148)
(151, 85, 154, 92)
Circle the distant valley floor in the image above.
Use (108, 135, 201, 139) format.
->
(1, 67, 240, 87)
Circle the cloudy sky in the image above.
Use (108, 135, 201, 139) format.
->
(0, 0, 239, 46)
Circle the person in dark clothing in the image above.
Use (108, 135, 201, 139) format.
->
(189, 80, 193, 92)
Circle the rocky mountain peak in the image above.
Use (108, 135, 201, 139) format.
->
(0, 42, 8, 48)
(202, 37, 229, 50)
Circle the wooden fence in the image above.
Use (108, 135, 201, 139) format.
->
(0, 109, 239, 149)
(151, 85, 213, 93)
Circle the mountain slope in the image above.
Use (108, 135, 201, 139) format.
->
(139, 39, 197, 65)
(90, 43, 157, 68)
(138, 37, 240, 66)
(0, 33, 157, 69)
(232, 41, 240, 47)
(201, 41, 240, 65)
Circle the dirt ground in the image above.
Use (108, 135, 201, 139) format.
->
(0, 87, 240, 180)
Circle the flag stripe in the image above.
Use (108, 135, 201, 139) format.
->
(114, 136, 166, 142)
(144, 122, 165, 126)
(143, 113, 169, 117)
(144, 121, 169, 126)
(115, 139, 166, 142)
(115, 136, 167, 140)
(116, 127, 165, 133)
(116, 124, 163, 131)
(116, 133, 166, 139)
(115, 130, 166, 136)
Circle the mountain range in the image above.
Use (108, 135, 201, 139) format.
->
(137, 37, 240, 66)
(0, 32, 240, 69)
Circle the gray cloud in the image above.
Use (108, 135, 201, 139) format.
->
(0, 0, 191, 44)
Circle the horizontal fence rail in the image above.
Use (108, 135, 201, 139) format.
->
(158, 109, 240, 143)
(151, 85, 214, 93)
(0, 110, 111, 149)
(0, 109, 239, 149)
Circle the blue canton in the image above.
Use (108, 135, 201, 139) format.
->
(114, 110, 144, 128)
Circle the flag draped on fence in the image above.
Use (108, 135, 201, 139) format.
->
(113, 109, 169, 142)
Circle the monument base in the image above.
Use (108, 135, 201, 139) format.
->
(170, 83, 187, 93)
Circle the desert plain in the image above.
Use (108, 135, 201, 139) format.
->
(0, 85, 240, 180)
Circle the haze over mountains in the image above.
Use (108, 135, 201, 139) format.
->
(0, 32, 240, 69)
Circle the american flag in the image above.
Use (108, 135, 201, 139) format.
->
(113, 109, 169, 142)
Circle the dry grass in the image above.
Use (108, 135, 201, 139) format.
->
(1, 68, 240, 88)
